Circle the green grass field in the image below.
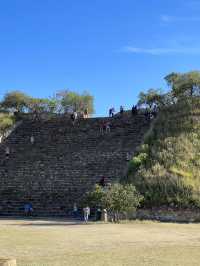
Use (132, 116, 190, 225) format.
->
(0, 218, 200, 266)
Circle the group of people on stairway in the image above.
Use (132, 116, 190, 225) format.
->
(100, 105, 139, 134)
(70, 108, 89, 125)
(70, 105, 139, 126)
(109, 105, 138, 117)
(3, 104, 155, 159)
(3, 103, 157, 162)
(21, 176, 109, 222)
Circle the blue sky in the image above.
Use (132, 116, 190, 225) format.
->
(0, 0, 200, 116)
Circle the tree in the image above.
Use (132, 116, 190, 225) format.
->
(165, 71, 200, 98)
(27, 97, 58, 114)
(1, 91, 30, 113)
(138, 89, 163, 110)
(85, 183, 143, 222)
(105, 184, 143, 222)
(61, 90, 94, 114)
(164, 72, 181, 90)
(159, 92, 177, 106)
(0, 89, 95, 116)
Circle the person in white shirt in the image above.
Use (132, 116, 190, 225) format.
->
(30, 136, 35, 144)
(83, 206, 90, 222)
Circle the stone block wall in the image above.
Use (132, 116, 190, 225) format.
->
(136, 208, 200, 223)
(0, 113, 150, 216)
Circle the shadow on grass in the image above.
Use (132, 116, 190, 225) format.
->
(14, 222, 90, 227)
(0, 217, 96, 226)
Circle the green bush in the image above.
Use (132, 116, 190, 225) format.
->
(85, 183, 143, 221)
(0, 113, 15, 136)
(128, 152, 148, 174)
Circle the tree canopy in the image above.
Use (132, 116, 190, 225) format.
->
(60, 90, 94, 114)
(165, 71, 200, 98)
(0, 89, 95, 116)
(0, 91, 30, 113)
(138, 88, 163, 110)
(137, 71, 200, 112)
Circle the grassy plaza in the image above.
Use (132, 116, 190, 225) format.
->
(0, 218, 200, 266)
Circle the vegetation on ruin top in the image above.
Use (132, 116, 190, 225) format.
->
(125, 71, 200, 208)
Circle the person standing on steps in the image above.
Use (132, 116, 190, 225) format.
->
(132, 105, 138, 116)
(109, 108, 112, 117)
(24, 202, 33, 216)
(84, 108, 89, 119)
(74, 111, 78, 120)
(111, 107, 115, 117)
(96, 207, 102, 221)
(80, 111, 84, 119)
(83, 206, 90, 223)
(71, 111, 78, 126)
(109, 107, 115, 117)
(145, 108, 150, 121)
(71, 112, 75, 125)
(30, 136, 35, 145)
(120, 106, 124, 115)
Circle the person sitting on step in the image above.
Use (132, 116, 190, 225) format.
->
(5, 146, 10, 159)
(99, 176, 106, 187)
(105, 121, 111, 133)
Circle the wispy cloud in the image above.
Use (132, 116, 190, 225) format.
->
(122, 46, 200, 55)
(161, 15, 200, 23)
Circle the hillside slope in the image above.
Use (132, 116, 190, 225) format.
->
(125, 99, 200, 208)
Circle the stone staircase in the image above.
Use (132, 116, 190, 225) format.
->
(0, 113, 150, 216)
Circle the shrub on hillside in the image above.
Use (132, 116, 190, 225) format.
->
(0, 113, 15, 137)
